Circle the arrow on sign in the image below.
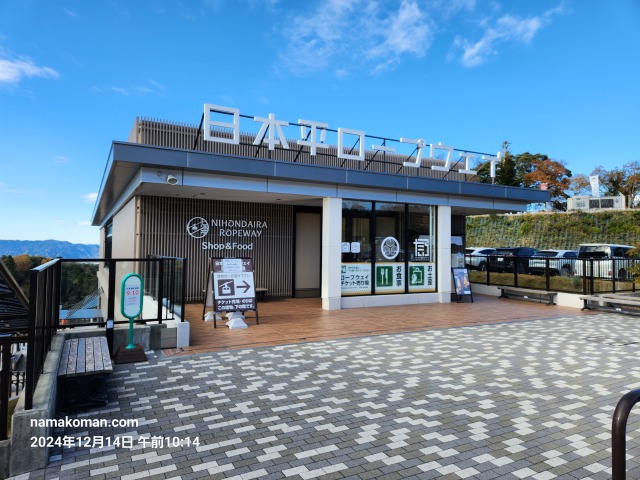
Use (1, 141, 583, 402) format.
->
(238, 281, 251, 293)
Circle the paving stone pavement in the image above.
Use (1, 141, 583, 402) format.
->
(11, 313, 640, 479)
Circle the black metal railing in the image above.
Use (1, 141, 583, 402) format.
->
(0, 334, 11, 441)
(0, 334, 28, 440)
(25, 259, 60, 410)
(612, 388, 640, 479)
(466, 254, 638, 295)
(58, 257, 187, 327)
(23, 256, 186, 411)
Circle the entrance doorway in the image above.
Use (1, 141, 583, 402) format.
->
(294, 209, 321, 297)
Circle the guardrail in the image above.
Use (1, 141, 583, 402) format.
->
(25, 259, 60, 410)
(612, 388, 640, 479)
(465, 254, 638, 295)
(23, 256, 186, 410)
(0, 334, 27, 440)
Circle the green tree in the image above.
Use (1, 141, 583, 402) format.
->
(568, 173, 592, 197)
(628, 242, 640, 277)
(494, 152, 520, 186)
(598, 161, 640, 206)
(478, 148, 572, 211)
(1, 255, 16, 278)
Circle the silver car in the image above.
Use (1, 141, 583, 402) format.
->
(465, 247, 496, 271)
(528, 249, 578, 277)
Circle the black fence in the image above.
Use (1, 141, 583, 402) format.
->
(58, 257, 186, 327)
(465, 254, 639, 294)
(25, 259, 60, 410)
(0, 335, 28, 440)
(23, 256, 186, 411)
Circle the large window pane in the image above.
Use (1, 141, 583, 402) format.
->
(340, 201, 438, 297)
(408, 204, 436, 292)
(375, 203, 405, 294)
(341, 201, 372, 295)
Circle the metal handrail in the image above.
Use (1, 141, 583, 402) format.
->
(612, 388, 640, 479)
(466, 254, 638, 295)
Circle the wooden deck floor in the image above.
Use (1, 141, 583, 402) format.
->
(164, 295, 594, 356)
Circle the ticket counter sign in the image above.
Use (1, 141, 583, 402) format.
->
(212, 257, 256, 312)
(341, 263, 371, 296)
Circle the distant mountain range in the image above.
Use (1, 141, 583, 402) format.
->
(0, 240, 100, 259)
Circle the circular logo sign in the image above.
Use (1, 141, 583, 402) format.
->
(187, 217, 209, 238)
(381, 236, 400, 260)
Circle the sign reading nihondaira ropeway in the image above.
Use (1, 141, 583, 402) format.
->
(211, 258, 257, 312)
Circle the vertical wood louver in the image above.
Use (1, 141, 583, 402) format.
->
(132, 117, 473, 182)
(138, 197, 293, 302)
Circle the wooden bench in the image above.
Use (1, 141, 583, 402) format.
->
(256, 287, 268, 302)
(57, 336, 113, 411)
(499, 287, 557, 305)
(580, 294, 640, 314)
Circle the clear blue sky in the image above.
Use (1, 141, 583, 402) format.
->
(1, 0, 638, 245)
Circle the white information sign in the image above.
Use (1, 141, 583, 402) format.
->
(212, 258, 257, 312)
(341, 263, 372, 296)
(121, 274, 143, 319)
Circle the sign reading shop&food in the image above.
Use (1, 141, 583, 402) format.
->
(187, 216, 268, 252)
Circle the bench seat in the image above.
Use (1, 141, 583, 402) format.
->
(57, 337, 113, 411)
(256, 287, 268, 301)
(499, 287, 557, 305)
(580, 295, 640, 314)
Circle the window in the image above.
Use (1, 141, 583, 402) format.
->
(340, 201, 436, 296)
(104, 221, 113, 266)
(407, 204, 436, 292)
(374, 203, 405, 294)
(341, 201, 373, 296)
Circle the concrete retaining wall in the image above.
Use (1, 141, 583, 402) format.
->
(8, 334, 63, 477)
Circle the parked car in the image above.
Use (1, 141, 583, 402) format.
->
(574, 243, 634, 280)
(489, 247, 538, 273)
(465, 247, 496, 271)
(528, 249, 578, 277)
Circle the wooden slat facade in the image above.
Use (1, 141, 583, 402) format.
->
(138, 197, 293, 302)
(130, 117, 477, 182)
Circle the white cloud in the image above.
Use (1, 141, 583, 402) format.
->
(82, 193, 98, 203)
(454, 5, 564, 67)
(0, 54, 59, 85)
(367, 0, 434, 72)
(278, 0, 434, 76)
(276, 1, 566, 74)
(94, 80, 166, 96)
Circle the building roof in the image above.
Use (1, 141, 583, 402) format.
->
(92, 119, 549, 226)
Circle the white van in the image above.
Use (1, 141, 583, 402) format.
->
(575, 243, 634, 280)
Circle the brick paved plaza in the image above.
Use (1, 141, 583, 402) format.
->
(12, 312, 640, 479)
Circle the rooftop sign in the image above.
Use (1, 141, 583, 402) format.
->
(203, 103, 502, 179)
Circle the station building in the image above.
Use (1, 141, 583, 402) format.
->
(91, 104, 548, 311)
